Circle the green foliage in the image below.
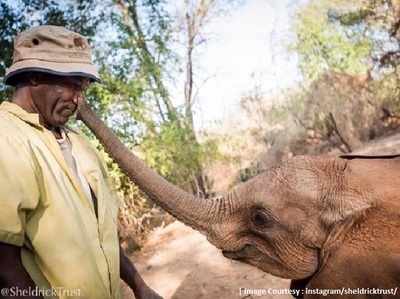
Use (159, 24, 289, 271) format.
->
(140, 119, 219, 189)
(338, 8, 372, 26)
(109, 0, 177, 120)
(369, 69, 400, 113)
(295, 0, 372, 82)
(281, 0, 400, 154)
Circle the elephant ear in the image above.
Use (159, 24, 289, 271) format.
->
(309, 156, 375, 228)
(281, 155, 375, 239)
(284, 156, 373, 228)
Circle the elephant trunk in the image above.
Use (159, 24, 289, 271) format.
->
(78, 102, 239, 234)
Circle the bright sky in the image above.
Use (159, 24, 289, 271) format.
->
(176, 0, 309, 131)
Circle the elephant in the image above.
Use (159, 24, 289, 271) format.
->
(78, 102, 400, 299)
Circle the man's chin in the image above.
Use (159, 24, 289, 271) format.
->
(49, 117, 70, 128)
(55, 111, 77, 125)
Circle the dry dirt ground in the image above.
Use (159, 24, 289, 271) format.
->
(121, 133, 400, 299)
(122, 221, 292, 299)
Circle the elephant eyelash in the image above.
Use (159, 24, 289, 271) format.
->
(251, 208, 276, 229)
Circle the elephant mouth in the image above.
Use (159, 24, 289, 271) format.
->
(222, 244, 252, 260)
(222, 250, 242, 260)
(222, 243, 282, 269)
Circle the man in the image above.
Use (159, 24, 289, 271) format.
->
(0, 25, 162, 299)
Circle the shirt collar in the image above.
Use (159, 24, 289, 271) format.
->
(0, 101, 42, 128)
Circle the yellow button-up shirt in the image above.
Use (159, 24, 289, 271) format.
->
(0, 101, 121, 299)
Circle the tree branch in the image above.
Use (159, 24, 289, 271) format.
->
(327, 112, 352, 153)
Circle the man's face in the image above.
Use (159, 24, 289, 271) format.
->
(31, 75, 89, 128)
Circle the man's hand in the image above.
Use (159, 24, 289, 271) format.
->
(0, 242, 43, 299)
(119, 245, 163, 299)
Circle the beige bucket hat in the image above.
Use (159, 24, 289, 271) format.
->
(5, 25, 100, 85)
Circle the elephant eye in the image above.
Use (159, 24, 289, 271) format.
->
(251, 209, 274, 229)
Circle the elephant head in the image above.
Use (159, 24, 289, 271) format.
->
(78, 102, 399, 281)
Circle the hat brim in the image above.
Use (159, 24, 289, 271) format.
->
(4, 59, 101, 86)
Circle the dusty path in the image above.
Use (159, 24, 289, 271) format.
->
(122, 221, 291, 299)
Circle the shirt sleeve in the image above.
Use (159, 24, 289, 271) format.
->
(0, 135, 39, 246)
